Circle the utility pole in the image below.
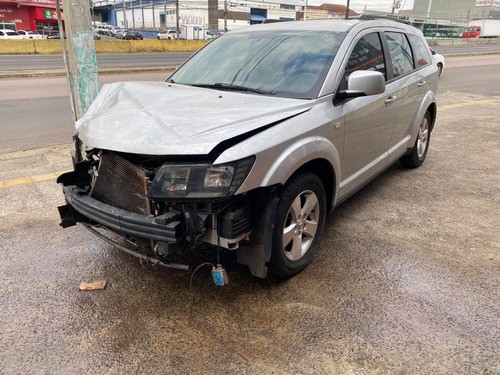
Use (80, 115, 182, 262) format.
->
(176, 0, 180, 38)
(61, 0, 99, 122)
(224, 0, 228, 31)
(391, 0, 401, 16)
(345, 0, 350, 19)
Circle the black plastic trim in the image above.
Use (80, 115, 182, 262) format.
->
(63, 185, 180, 243)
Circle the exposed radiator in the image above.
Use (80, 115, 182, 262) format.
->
(91, 152, 150, 215)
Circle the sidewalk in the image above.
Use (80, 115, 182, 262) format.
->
(0, 144, 73, 189)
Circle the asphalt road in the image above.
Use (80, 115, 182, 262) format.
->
(0, 83, 499, 373)
(0, 43, 499, 72)
(1, 55, 499, 153)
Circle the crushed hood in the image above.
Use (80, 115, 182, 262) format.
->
(76, 81, 312, 155)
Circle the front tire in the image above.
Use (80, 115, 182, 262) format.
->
(400, 112, 431, 168)
(269, 173, 326, 278)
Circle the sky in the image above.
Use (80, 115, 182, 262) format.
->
(308, 0, 415, 13)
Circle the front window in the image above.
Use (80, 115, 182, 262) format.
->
(170, 30, 346, 99)
(345, 32, 386, 81)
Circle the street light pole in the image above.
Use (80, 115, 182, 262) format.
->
(122, 0, 128, 28)
(224, 0, 228, 31)
(176, 0, 180, 38)
(345, 0, 350, 19)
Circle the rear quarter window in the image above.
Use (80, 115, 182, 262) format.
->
(408, 34, 432, 67)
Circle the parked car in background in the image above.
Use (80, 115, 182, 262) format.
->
(58, 19, 438, 280)
(117, 29, 130, 39)
(96, 25, 113, 35)
(110, 27, 125, 38)
(93, 31, 101, 40)
(46, 33, 64, 39)
(123, 30, 143, 40)
(431, 49, 445, 77)
(205, 30, 215, 39)
(17, 30, 44, 39)
(0, 29, 23, 39)
(157, 29, 177, 40)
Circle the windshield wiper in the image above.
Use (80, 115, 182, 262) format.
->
(191, 83, 275, 95)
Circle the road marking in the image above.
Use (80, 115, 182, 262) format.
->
(439, 99, 500, 111)
(0, 170, 70, 189)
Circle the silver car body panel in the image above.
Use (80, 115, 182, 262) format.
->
(76, 81, 312, 155)
(215, 95, 343, 201)
(75, 19, 437, 207)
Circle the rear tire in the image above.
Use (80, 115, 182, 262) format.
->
(400, 112, 431, 168)
(268, 172, 326, 278)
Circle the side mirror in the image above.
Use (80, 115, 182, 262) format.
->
(336, 70, 386, 100)
(431, 49, 437, 55)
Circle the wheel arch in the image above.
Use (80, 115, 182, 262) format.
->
(256, 137, 341, 209)
(284, 159, 336, 211)
(408, 93, 437, 148)
(427, 102, 437, 132)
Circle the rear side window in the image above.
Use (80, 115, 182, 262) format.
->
(408, 34, 432, 67)
(345, 32, 386, 80)
(385, 32, 414, 78)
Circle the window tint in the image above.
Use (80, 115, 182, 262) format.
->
(385, 32, 414, 78)
(408, 34, 432, 67)
(345, 33, 386, 79)
(171, 30, 345, 99)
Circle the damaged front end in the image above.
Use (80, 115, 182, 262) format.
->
(57, 143, 277, 278)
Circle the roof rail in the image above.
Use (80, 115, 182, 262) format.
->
(359, 14, 413, 26)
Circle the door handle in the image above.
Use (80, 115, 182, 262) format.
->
(417, 80, 427, 87)
(385, 95, 397, 105)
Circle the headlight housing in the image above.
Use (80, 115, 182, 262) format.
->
(149, 156, 255, 199)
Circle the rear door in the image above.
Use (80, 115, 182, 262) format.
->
(382, 31, 423, 163)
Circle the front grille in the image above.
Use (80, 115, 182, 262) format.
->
(91, 152, 150, 215)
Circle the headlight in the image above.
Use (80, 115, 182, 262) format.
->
(149, 156, 255, 199)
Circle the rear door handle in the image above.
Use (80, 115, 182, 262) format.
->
(417, 80, 427, 87)
(385, 96, 397, 105)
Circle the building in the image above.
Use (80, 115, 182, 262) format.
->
(0, 0, 62, 34)
(399, 0, 500, 37)
(304, 3, 357, 20)
(411, 0, 500, 22)
(92, 0, 307, 31)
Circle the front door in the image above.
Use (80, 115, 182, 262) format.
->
(339, 32, 396, 198)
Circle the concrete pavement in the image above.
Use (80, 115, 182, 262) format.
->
(0, 88, 499, 374)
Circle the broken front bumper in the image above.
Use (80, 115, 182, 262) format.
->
(60, 185, 182, 243)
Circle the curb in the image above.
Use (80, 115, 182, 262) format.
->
(440, 51, 500, 58)
(0, 66, 177, 79)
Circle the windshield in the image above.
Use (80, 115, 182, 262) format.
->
(170, 29, 345, 99)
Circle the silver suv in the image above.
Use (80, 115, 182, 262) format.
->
(58, 19, 438, 278)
